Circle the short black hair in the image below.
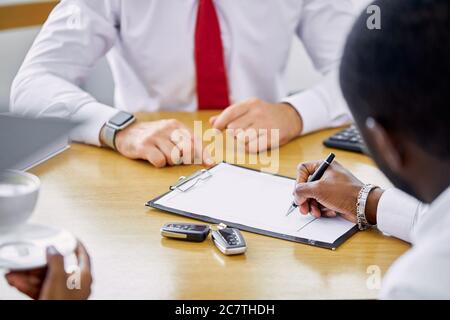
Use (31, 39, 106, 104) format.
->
(340, 0, 450, 159)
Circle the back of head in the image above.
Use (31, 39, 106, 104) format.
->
(340, 0, 450, 160)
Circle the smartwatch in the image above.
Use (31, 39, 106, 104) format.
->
(101, 111, 136, 150)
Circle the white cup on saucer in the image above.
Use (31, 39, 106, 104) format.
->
(0, 170, 40, 232)
(0, 171, 77, 270)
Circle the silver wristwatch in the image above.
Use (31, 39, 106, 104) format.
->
(356, 184, 377, 230)
(100, 111, 136, 150)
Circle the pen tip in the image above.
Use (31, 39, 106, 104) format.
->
(327, 153, 335, 162)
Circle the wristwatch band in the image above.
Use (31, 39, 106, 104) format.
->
(356, 184, 377, 231)
(103, 124, 117, 150)
(101, 111, 136, 150)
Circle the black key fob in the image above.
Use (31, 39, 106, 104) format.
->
(161, 223, 210, 242)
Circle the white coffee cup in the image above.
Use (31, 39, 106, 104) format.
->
(0, 170, 40, 232)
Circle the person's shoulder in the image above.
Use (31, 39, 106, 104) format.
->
(379, 231, 450, 299)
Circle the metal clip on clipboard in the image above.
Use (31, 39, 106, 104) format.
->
(169, 169, 212, 192)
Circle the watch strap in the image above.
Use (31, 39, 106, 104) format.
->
(102, 123, 117, 150)
(101, 111, 135, 150)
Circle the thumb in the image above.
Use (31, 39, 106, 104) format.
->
(45, 246, 65, 280)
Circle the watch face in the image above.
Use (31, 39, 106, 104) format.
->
(110, 112, 134, 126)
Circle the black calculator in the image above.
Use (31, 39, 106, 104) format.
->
(323, 125, 366, 153)
(160, 223, 210, 242)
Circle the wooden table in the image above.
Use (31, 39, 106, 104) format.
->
(0, 111, 410, 299)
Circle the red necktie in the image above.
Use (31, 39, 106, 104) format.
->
(195, 0, 230, 110)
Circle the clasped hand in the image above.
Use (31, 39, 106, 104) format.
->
(112, 98, 303, 168)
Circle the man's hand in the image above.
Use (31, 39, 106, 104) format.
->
(209, 98, 303, 153)
(112, 119, 214, 168)
(294, 160, 383, 224)
(5, 241, 93, 300)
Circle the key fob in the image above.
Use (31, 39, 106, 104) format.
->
(212, 227, 247, 255)
(161, 223, 210, 242)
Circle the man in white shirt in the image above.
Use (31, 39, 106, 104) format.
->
(294, 0, 450, 298)
(10, 0, 354, 167)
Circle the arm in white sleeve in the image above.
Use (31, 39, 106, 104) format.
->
(283, 0, 356, 134)
(377, 188, 429, 243)
(10, 0, 119, 146)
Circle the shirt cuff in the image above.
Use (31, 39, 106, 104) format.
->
(69, 102, 119, 146)
(283, 91, 330, 135)
(376, 188, 421, 243)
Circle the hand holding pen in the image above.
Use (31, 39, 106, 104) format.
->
(286, 153, 335, 216)
(290, 154, 379, 223)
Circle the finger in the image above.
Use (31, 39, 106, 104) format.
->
(45, 246, 65, 281)
(310, 199, 322, 218)
(6, 266, 46, 277)
(75, 241, 91, 274)
(296, 161, 322, 184)
(293, 188, 310, 215)
(155, 138, 181, 166)
(212, 103, 251, 130)
(209, 115, 218, 126)
(318, 204, 337, 218)
(187, 129, 214, 166)
(26, 275, 41, 286)
(171, 128, 196, 165)
(299, 202, 310, 215)
(6, 272, 42, 288)
(5, 267, 46, 288)
(198, 138, 216, 167)
(5, 274, 40, 299)
(5, 273, 26, 286)
(144, 145, 167, 168)
(245, 130, 263, 154)
(236, 128, 258, 152)
(338, 211, 358, 223)
(226, 116, 253, 132)
(323, 210, 337, 218)
(180, 137, 195, 165)
(245, 130, 278, 154)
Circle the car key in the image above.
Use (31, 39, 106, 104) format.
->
(161, 222, 210, 242)
(211, 227, 247, 255)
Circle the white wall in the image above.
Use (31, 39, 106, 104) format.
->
(0, 0, 370, 113)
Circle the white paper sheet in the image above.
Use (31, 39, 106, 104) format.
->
(154, 163, 356, 246)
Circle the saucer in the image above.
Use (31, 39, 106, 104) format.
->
(0, 223, 77, 270)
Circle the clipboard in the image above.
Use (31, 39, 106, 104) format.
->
(146, 162, 358, 250)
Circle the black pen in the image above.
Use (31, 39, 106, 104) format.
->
(285, 153, 335, 216)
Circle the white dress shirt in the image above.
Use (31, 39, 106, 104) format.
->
(10, 0, 355, 146)
(377, 187, 450, 299)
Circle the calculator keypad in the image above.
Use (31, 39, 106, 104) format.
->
(329, 126, 363, 144)
(324, 125, 365, 153)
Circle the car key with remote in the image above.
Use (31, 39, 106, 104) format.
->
(211, 227, 247, 255)
(160, 222, 210, 242)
